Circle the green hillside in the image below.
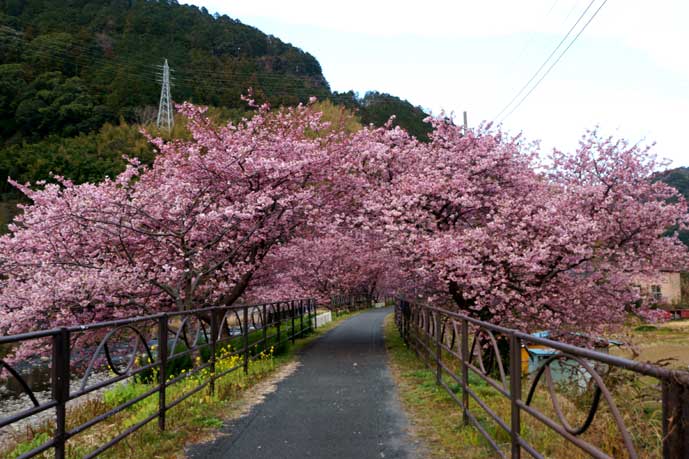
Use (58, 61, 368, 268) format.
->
(657, 166, 689, 246)
(0, 0, 431, 219)
(658, 167, 689, 198)
(0, 0, 331, 140)
(333, 90, 433, 141)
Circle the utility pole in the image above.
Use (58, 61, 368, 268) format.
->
(156, 59, 173, 132)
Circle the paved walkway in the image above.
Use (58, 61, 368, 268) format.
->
(187, 308, 417, 459)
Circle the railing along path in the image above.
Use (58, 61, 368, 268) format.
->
(396, 299, 689, 459)
(0, 298, 317, 459)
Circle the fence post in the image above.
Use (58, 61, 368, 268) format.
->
(311, 299, 317, 330)
(422, 309, 430, 366)
(435, 312, 442, 385)
(158, 314, 168, 431)
(209, 309, 218, 396)
(400, 300, 409, 345)
(461, 319, 469, 426)
(400, 301, 405, 342)
(299, 299, 304, 337)
(52, 328, 70, 459)
(510, 333, 522, 459)
(662, 378, 689, 458)
(291, 301, 296, 344)
(243, 306, 249, 374)
(276, 303, 281, 346)
(262, 304, 268, 352)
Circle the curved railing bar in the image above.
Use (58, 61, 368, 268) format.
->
(193, 317, 209, 348)
(265, 304, 275, 327)
(467, 327, 508, 391)
(0, 359, 40, 407)
(169, 315, 210, 358)
(525, 353, 636, 457)
(235, 309, 245, 334)
(178, 321, 192, 351)
(448, 320, 456, 351)
(484, 328, 508, 390)
(262, 304, 269, 326)
(425, 311, 435, 338)
(451, 319, 460, 355)
(275, 303, 282, 322)
(439, 314, 448, 345)
(217, 309, 243, 340)
(103, 326, 153, 372)
(103, 334, 137, 376)
(217, 310, 232, 341)
(525, 353, 600, 434)
(169, 316, 192, 355)
(80, 324, 154, 392)
(545, 364, 602, 437)
(251, 305, 263, 329)
(468, 330, 488, 375)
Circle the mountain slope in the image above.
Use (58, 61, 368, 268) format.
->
(656, 167, 689, 246)
(0, 0, 330, 141)
(0, 0, 432, 201)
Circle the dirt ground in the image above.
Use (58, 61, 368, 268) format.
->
(612, 319, 689, 370)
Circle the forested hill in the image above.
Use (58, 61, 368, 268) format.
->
(0, 0, 331, 141)
(0, 0, 431, 200)
(657, 167, 689, 246)
(657, 167, 689, 198)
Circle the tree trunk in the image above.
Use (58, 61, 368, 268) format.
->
(219, 270, 254, 306)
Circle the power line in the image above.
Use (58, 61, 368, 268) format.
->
(0, 28, 330, 88)
(499, 0, 609, 122)
(493, 0, 598, 121)
(503, 0, 562, 73)
(0, 40, 335, 103)
(0, 28, 360, 105)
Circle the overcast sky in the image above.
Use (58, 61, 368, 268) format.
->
(188, 1, 688, 168)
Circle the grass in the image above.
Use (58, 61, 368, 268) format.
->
(2, 309, 361, 459)
(384, 313, 496, 458)
(612, 319, 689, 369)
(383, 314, 667, 459)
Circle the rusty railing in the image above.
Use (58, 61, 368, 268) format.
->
(395, 299, 689, 459)
(329, 294, 373, 315)
(0, 298, 317, 458)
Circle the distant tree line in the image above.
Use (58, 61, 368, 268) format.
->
(656, 166, 689, 246)
(332, 90, 432, 141)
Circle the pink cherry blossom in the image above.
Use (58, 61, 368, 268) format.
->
(1, 99, 686, 344)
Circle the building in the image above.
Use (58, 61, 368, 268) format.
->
(634, 271, 683, 307)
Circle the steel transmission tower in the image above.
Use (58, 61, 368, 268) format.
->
(156, 59, 174, 131)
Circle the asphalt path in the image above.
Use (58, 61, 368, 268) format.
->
(187, 307, 418, 459)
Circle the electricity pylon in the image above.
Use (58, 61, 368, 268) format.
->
(156, 59, 173, 131)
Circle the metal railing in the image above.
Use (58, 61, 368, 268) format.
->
(0, 298, 317, 459)
(395, 299, 689, 459)
(329, 294, 373, 315)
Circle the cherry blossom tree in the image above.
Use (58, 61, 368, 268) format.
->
(0, 100, 343, 333)
(345, 120, 689, 332)
(246, 232, 394, 305)
(1, 96, 686, 338)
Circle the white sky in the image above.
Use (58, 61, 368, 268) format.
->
(188, 1, 689, 167)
